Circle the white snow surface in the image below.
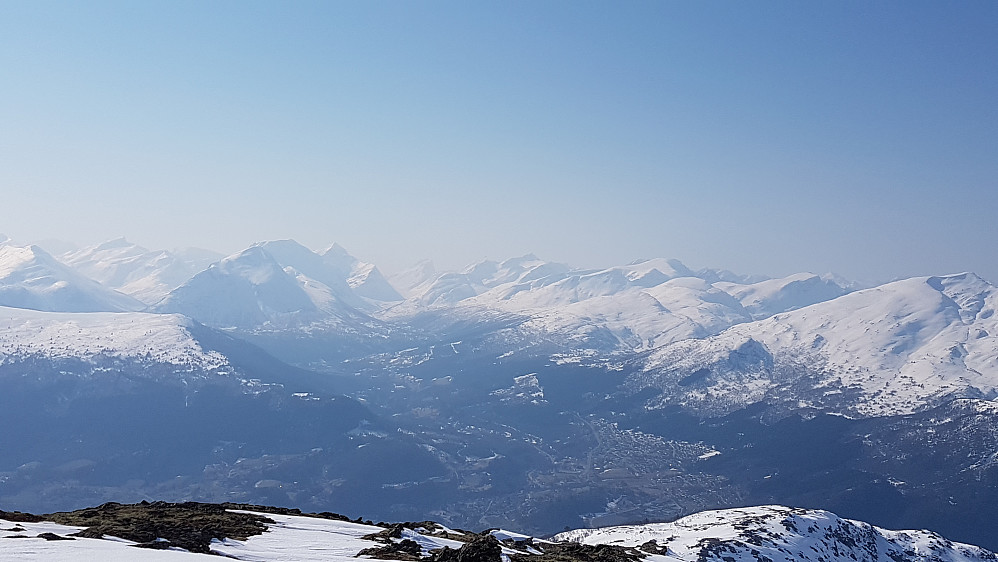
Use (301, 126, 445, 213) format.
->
(0, 517, 212, 560)
(0, 244, 144, 313)
(715, 272, 849, 320)
(641, 272, 998, 416)
(62, 238, 221, 305)
(388, 260, 437, 299)
(155, 241, 397, 330)
(392, 256, 847, 351)
(211, 511, 468, 561)
(555, 505, 995, 561)
(0, 306, 229, 370)
(154, 245, 325, 329)
(5, 506, 994, 561)
(321, 243, 402, 303)
(209, 512, 386, 561)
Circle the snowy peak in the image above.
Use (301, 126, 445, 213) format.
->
(319, 241, 354, 273)
(696, 266, 770, 285)
(154, 241, 397, 330)
(640, 271, 998, 417)
(317, 243, 403, 302)
(396, 255, 853, 351)
(621, 257, 694, 284)
(216, 245, 291, 284)
(346, 261, 403, 301)
(499, 253, 542, 269)
(556, 505, 996, 561)
(412, 271, 481, 306)
(400, 256, 568, 307)
(155, 245, 320, 329)
(716, 272, 851, 319)
(461, 259, 500, 285)
(259, 239, 325, 271)
(321, 241, 351, 258)
(93, 236, 141, 252)
(0, 306, 228, 372)
(62, 238, 221, 305)
(64, 238, 151, 267)
(0, 243, 143, 313)
(389, 260, 437, 298)
(494, 254, 546, 278)
(927, 272, 993, 323)
(259, 240, 402, 303)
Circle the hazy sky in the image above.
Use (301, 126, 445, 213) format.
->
(1, 1, 996, 283)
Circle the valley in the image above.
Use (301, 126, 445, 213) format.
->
(0, 236, 997, 551)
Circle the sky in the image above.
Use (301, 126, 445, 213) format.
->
(1, 1, 996, 283)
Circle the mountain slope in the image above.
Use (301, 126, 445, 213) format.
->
(390, 258, 848, 353)
(62, 238, 221, 305)
(154, 241, 398, 333)
(0, 244, 143, 313)
(383, 256, 853, 354)
(154, 245, 323, 329)
(0, 305, 445, 519)
(635, 272, 998, 417)
(556, 505, 994, 561)
(320, 243, 403, 303)
(0, 305, 227, 371)
(715, 272, 850, 320)
(2, 502, 993, 561)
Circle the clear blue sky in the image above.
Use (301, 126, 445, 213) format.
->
(1, 1, 995, 283)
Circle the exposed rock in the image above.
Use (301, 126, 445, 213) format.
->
(47, 501, 271, 554)
(133, 539, 176, 550)
(510, 542, 645, 562)
(0, 511, 44, 523)
(638, 539, 668, 555)
(37, 532, 75, 541)
(356, 538, 424, 560)
(432, 533, 503, 562)
(217, 502, 357, 523)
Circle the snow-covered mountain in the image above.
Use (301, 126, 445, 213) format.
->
(556, 505, 995, 561)
(634, 272, 998, 417)
(2, 502, 993, 561)
(153, 241, 393, 331)
(0, 244, 144, 313)
(62, 238, 222, 305)
(388, 259, 437, 299)
(714, 272, 850, 320)
(389, 256, 850, 352)
(253, 240, 401, 308)
(7, 233, 998, 550)
(154, 245, 326, 329)
(0, 306, 408, 520)
(394, 255, 567, 307)
(0, 306, 227, 372)
(320, 242, 403, 303)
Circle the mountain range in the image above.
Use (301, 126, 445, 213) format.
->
(2, 235, 998, 551)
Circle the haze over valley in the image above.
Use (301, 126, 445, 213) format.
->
(2, 2, 996, 559)
(1, 234, 998, 557)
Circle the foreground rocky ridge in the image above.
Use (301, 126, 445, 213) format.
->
(1, 501, 994, 561)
